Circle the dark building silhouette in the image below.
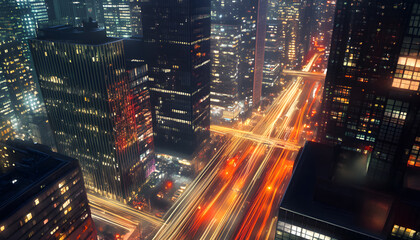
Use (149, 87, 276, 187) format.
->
(319, 0, 420, 187)
(276, 141, 420, 240)
(0, 140, 96, 240)
(137, 0, 211, 154)
(44, 0, 99, 26)
(29, 21, 155, 201)
(251, 0, 267, 108)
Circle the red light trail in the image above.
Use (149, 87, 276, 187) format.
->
(152, 53, 324, 240)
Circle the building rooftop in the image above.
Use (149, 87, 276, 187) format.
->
(35, 18, 119, 44)
(281, 141, 420, 239)
(0, 140, 79, 220)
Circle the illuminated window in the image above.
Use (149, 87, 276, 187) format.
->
(391, 225, 420, 239)
(276, 221, 337, 240)
(34, 198, 39, 205)
(408, 138, 420, 167)
(24, 213, 32, 223)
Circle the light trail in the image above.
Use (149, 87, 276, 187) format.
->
(152, 53, 324, 240)
(210, 125, 301, 151)
(87, 194, 163, 227)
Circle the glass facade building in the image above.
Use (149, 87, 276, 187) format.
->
(276, 141, 420, 240)
(278, 0, 304, 70)
(29, 23, 155, 200)
(44, 0, 99, 26)
(0, 0, 53, 147)
(263, 0, 281, 91)
(210, 0, 242, 122)
(138, 0, 211, 154)
(319, 0, 420, 187)
(102, 0, 132, 37)
(0, 140, 97, 240)
(0, 68, 16, 141)
(238, 0, 258, 111)
(0, 40, 46, 142)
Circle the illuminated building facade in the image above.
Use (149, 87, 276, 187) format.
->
(0, 140, 97, 240)
(0, 40, 46, 142)
(139, 0, 211, 153)
(29, 22, 155, 200)
(278, 0, 303, 70)
(210, 0, 242, 122)
(0, 72, 16, 141)
(0, 0, 53, 146)
(102, 0, 132, 37)
(276, 141, 420, 240)
(130, 1, 142, 37)
(239, 0, 258, 110)
(263, 0, 281, 91)
(319, 0, 420, 187)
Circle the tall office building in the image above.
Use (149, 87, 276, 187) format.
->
(0, 140, 97, 240)
(102, 0, 132, 37)
(138, 0, 211, 153)
(319, 0, 419, 187)
(44, 0, 99, 26)
(0, 70, 16, 141)
(130, 1, 143, 37)
(1, 0, 48, 44)
(252, 0, 267, 107)
(29, 22, 155, 200)
(278, 0, 303, 70)
(263, 0, 281, 91)
(0, 40, 45, 142)
(210, 0, 242, 122)
(16, 0, 49, 28)
(0, 2, 52, 146)
(238, 0, 258, 110)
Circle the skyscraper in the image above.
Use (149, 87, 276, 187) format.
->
(0, 40, 45, 142)
(278, 0, 303, 70)
(0, 140, 97, 240)
(138, 0, 211, 153)
(210, 0, 242, 122)
(252, 0, 267, 107)
(0, 0, 48, 51)
(319, 0, 419, 187)
(29, 22, 155, 200)
(102, 0, 132, 37)
(44, 0, 99, 26)
(0, 2, 52, 146)
(239, 0, 258, 110)
(263, 0, 281, 91)
(0, 67, 16, 141)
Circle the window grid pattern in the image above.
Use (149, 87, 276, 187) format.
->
(391, 225, 420, 240)
(276, 221, 337, 240)
(392, 3, 420, 91)
(408, 137, 420, 167)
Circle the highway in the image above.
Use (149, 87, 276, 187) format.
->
(88, 193, 163, 239)
(152, 53, 323, 240)
(210, 125, 301, 151)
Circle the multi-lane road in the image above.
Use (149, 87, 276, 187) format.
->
(152, 53, 323, 240)
(88, 194, 163, 239)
